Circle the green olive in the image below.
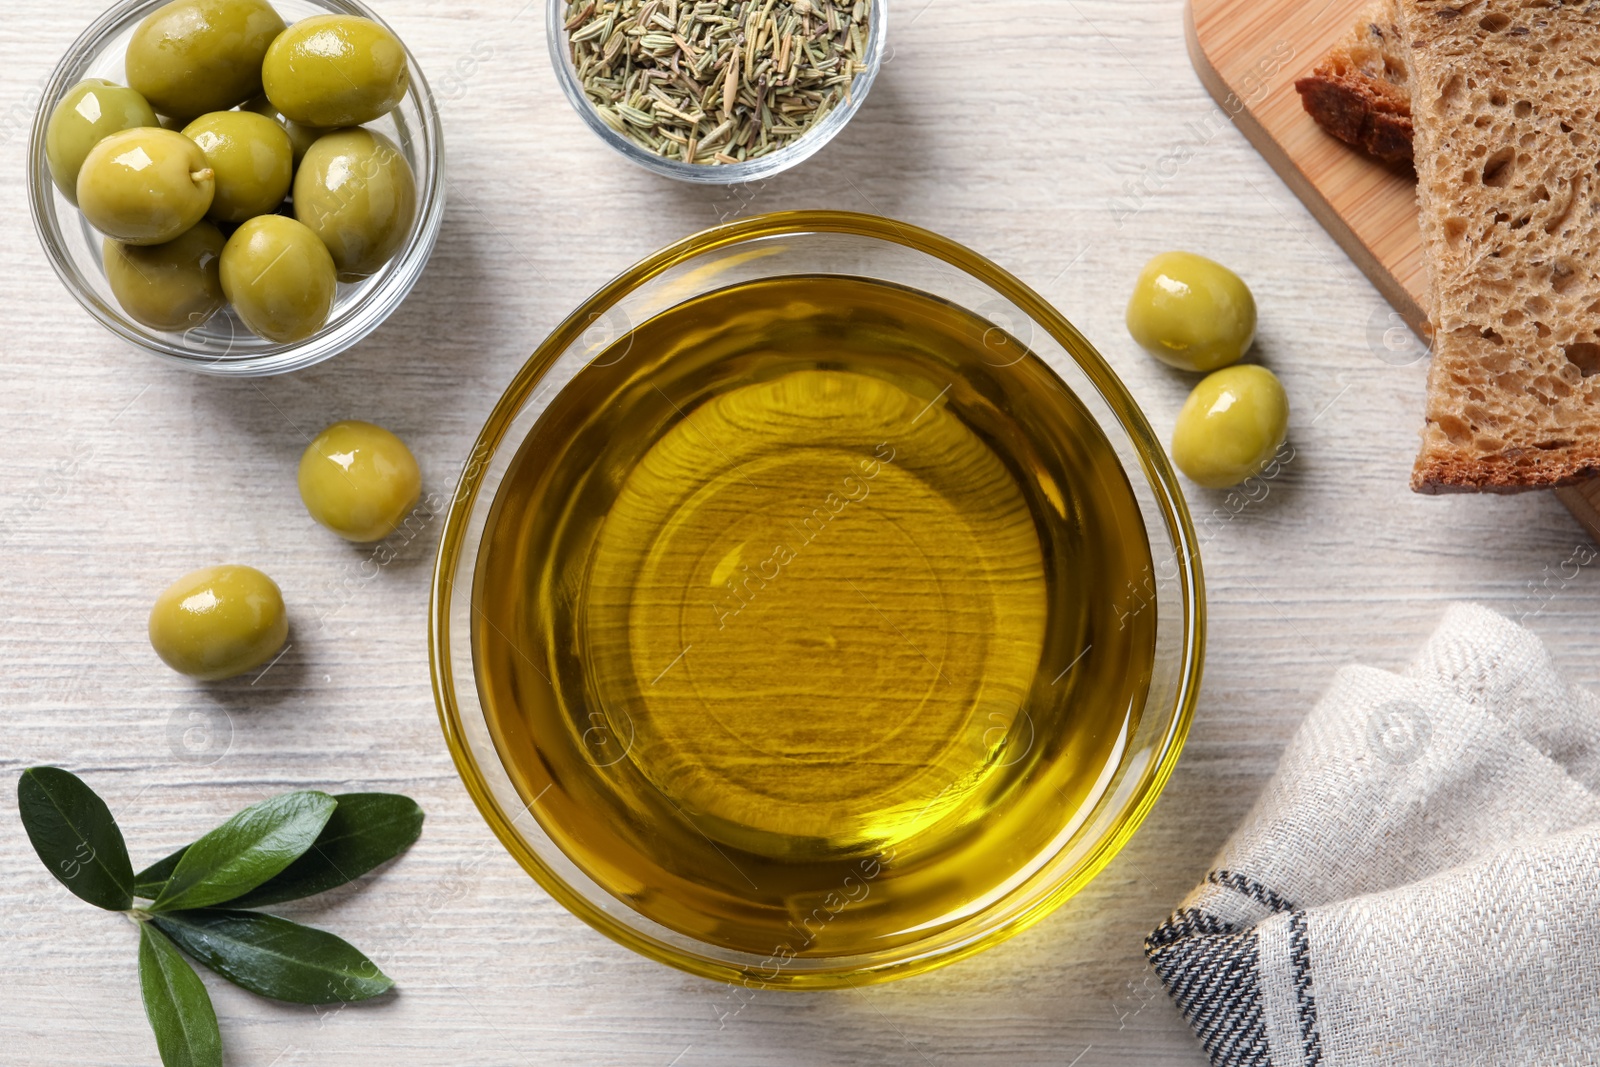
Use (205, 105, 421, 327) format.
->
(220, 215, 337, 343)
(126, 0, 286, 121)
(182, 111, 293, 223)
(77, 128, 215, 245)
(242, 96, 326, 167)
(103, 221, 227, 332)
(298, 420, 422, 542)
(1127, 251, 1257, 373)
(263, 15, 410, 128)
(293, 129, 415, 280)
(148, 564, 288, 681)
(44, 80, 159, 204)
(1171, 365, 1290, 489)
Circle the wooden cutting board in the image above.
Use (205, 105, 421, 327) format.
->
(1184, 0, 1600, 539)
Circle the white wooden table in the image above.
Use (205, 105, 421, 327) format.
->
(3, 2, 1597, 1064)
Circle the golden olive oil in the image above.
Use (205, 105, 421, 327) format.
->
(473, 276, 1156, 959)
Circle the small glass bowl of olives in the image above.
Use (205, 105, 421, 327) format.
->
(28, 0, 445, 376)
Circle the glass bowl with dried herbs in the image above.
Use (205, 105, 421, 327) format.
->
(548, 0, 886, 183)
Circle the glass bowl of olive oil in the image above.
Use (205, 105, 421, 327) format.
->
(431, 211, 1204, 988)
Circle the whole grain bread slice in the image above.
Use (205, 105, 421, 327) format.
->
(1294, 0, 1414, 164)
(1399, 0, 1600, 493)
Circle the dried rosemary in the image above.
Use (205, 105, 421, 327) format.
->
(563, 0, 871, 165)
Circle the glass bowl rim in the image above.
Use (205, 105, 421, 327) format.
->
(26, 0, 448, 377)
(544, 0, 888, 185)
(428, 209, 1207, 987)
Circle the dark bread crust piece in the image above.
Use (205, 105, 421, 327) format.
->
(1295, 2, 1415, 164)
(1295, 71, 1414, 163)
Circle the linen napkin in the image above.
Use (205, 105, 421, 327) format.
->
(1145, 603, 1600, 1067)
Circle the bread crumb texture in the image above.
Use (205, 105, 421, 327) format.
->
(1295, 0, 1415, 163)
(1401, 0, 1600, 492)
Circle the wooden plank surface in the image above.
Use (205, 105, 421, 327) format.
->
(1186, 0, 1600, 540)
(1557, 482, 1600, 537)
(2, 3, 1598, 1066)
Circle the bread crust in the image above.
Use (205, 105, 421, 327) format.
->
(1411, 450, 1600, 495)
(1295, 0, 1414, 164)
(1296, 73, 1414, 163)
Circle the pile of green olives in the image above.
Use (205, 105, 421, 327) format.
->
(45, 0, 417, 344)
(1126, 251, 1291, 489)
(149, 418, 421, 680)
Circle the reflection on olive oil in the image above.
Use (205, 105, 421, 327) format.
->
(473, 276, 1155, 959)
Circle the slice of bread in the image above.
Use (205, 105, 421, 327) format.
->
(1294, 0, 1414, 164)
(1399, 0, 1600, 492)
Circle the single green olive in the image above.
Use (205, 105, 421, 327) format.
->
(182, 111, 293, 223)
(1127, 251, 1257, 373)
(242, 96, 326, 167)
(1171, 365, 1290, 489)
(220, 215, 337, 343)
(126, 0, 286, 121)
(148, 564, 288, 681)
(298, 420, 422, 542)
(294, 128, 416, 280)
(77, 128, 215, 245)
(263, 15, 410, 128)
(103, 221, 227, 332)
(44, 80, 159, 204)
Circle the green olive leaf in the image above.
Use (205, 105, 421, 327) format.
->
(136, 794, 424, 906)
(229, 793, 424, 908)
(151, 792, 336, 912)
(16, 767, 135, 911)
(138, 923, 223, 1067)
(154, 909, 394, 1004)
(135, 845, 188, 900)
